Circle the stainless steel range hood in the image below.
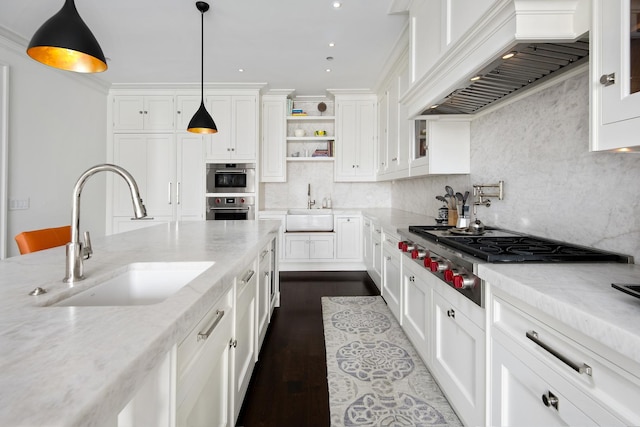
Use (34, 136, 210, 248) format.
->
(422, 40, 589, 115)
(400, 0, 591, 118)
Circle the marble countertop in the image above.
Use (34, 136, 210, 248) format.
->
(0, 220, 280, 427)
(478, 263, 640, 369)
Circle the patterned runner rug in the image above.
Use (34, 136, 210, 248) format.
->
(322, 296, 462, 427)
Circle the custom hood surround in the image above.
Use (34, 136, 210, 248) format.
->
(401, 0, 590, 117)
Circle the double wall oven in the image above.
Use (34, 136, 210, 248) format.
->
(206, 163, 256, 220)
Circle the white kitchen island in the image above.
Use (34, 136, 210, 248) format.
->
(0, 220, 280, 427)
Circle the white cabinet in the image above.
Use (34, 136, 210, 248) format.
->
(206, 95, 258, 161)
(381, 230, 402, 322)
(284, 233, 335, 260)
(231, 265, 257, 423)
(111, 133, 204, 234)
(410, 117, 471, 176)
(112, 95, 175, 131)
(431, 286, 485, 427)
(371, 223, 383, 290)
(490, 291, 638, 426)
(335, 215, 362, 260)
(401, 257, 431, 364)
(257, 242, 272, 351)
(261, 95, 288, 182)
(334, 95, 377, 181)
(175, 95, 202, 131)
(176, 288, 233, 427)
(591, 0, 640, 151)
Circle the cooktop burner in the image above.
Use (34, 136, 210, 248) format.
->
(408, 225, 628, 263)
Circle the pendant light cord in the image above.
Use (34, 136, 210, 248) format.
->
(200, 9, 204, 101)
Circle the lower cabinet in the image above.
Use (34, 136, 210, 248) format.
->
(284, 233, 335, 260)
(257, 242, 272, 351)
(381, 230, 402, 322)
(401, 258, 431, 364)
(231, 263, 258, 423)
(176, 288, 233, 427)
(490, 291, 636, 426)
(335, 215, 362, 260)
(431, 287, 485, 427)
(371, 225, 383, 289)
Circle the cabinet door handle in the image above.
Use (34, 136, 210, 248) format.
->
(385, 256, 391, 261)
(541, 391, 559, 410)
(409, 276, 415, 283)
(526, 330, 592, 376)
(391, 157, 398, 161)
(447, 309, 455, 318)
(197, 310, 225, 341)
(241, 270, 255, 285)
(176, 182, 181, 205)
(600, 73, 615, 87)
(229, 338, 238, 348)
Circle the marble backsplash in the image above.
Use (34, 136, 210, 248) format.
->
(393, 70, 640, 261)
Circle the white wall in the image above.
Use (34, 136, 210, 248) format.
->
(1, 36, 108, 257)
(392, 70, 640, 262)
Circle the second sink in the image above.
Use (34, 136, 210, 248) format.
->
(286, 209, 334, 232)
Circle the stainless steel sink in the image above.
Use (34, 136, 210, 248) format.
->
(55, 262, 214, 306)
(286, 209, 334, 232)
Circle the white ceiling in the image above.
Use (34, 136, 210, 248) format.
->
(0, 0, 408, 96)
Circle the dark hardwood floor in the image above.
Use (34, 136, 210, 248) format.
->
(236, 271, 380, 427)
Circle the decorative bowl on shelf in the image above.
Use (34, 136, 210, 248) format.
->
(294, 129, 305, 137)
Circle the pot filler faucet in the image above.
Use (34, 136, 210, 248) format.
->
(64, 164, 147, 283)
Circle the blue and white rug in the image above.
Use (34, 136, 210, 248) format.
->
(322, 296, 462, 427)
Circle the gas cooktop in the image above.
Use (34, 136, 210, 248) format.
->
(408, 225, 629, 263)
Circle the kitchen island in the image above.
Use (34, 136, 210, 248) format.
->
(0, 220, 280, 427)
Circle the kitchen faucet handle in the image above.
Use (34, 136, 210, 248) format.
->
(83, 231, 93, 260)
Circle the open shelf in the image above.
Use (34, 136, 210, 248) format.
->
(286, 136, 334, 141)
(286, 157, 335, 162)
(287, 115, 335, 121)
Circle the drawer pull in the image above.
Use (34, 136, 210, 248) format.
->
(241, 270, 255, 284)
(526, 330, 592, 376)
(447, 309, 455, 318)
(541, 391, 559, 410)
(197, 310, 225, 342)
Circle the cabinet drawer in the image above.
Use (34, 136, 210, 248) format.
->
(177, 288, 233, 379)
(492, 294, 640, 425)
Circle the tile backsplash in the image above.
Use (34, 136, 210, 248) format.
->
(393, 70, 640, 261)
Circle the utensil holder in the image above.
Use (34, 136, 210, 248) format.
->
(448, 209, 458, 226)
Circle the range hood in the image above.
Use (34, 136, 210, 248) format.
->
(401, 0, 591, 118)
(422, 40, 589, 115)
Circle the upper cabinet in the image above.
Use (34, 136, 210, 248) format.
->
(334, 94, 377, 182)
(410, 117, 471, 176)
(591, 0, 640, 152)
(261, 93, 288, 182)
(112, 95, 175, 132)
(206, 95, 258, 161)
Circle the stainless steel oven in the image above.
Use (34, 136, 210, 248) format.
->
(206, 163, 255, 194)
(206, 196, 255, 220)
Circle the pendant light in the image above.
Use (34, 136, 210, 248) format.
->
(27, 0, 107, 73)
(188, 1, 217, 134)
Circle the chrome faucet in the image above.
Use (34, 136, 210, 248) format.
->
(64, 164, 147, 283)
(307, 183, 315, 209)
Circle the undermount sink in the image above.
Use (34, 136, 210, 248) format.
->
(55, 262, 214, 307)
(286, 209, 334, 232)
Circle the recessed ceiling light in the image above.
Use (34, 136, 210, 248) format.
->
(329, 42, 335, 47)
(333, 2, 342, 8)
(238, 68, 244, 72)
(326, 68, 332, 72)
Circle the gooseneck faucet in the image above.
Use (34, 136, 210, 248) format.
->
(307, 183, 315, 209)
(64, 164, 147, 283)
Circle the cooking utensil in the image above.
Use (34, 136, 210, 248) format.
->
(455, 192, 464, 203)
(468, 219, 485, 234)
(445, 186, 454, 197)
(436, 195, 447, 204)
(463, 191, 469, 205)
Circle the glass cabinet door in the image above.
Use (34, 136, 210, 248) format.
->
(630, 0, 640, 95)
(414, 119, 427, 161)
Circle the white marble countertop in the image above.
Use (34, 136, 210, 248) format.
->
(478, 263, 640, 369)
(0, 220, 280, 427)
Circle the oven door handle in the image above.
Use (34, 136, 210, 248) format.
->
(214, 170, 246, 174)
(209, 207, 250, 211)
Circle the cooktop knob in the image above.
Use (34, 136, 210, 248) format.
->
(453, 274, 476, 289)
(402, 242, 416, 252)
(444, 268, 459, 283)
(430, 258, 449, 272)
(423, 257, 433, 269)
(411, 248, 428, 259)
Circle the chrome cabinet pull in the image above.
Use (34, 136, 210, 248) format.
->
(176, 182, 181, 205)
(541, 391, 559, 410)
(447, 309, 455, 318)
(229, 338, 237, 348)
(197, 310, 224, 341)
(168, 182, 172, 205)
(241, 270, 255, 285)
(526, 330, 592, 376)
(260, 250, 269, 260)
(600, 73, 615, 86)
(409, 276, 415, 282)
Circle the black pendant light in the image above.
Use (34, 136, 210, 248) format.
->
(27, 0, 107, 73)
(188, 1, 217, 134)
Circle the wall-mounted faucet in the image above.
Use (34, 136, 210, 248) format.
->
(472, 180, 504, 215)
(64, 164, 147, 283)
